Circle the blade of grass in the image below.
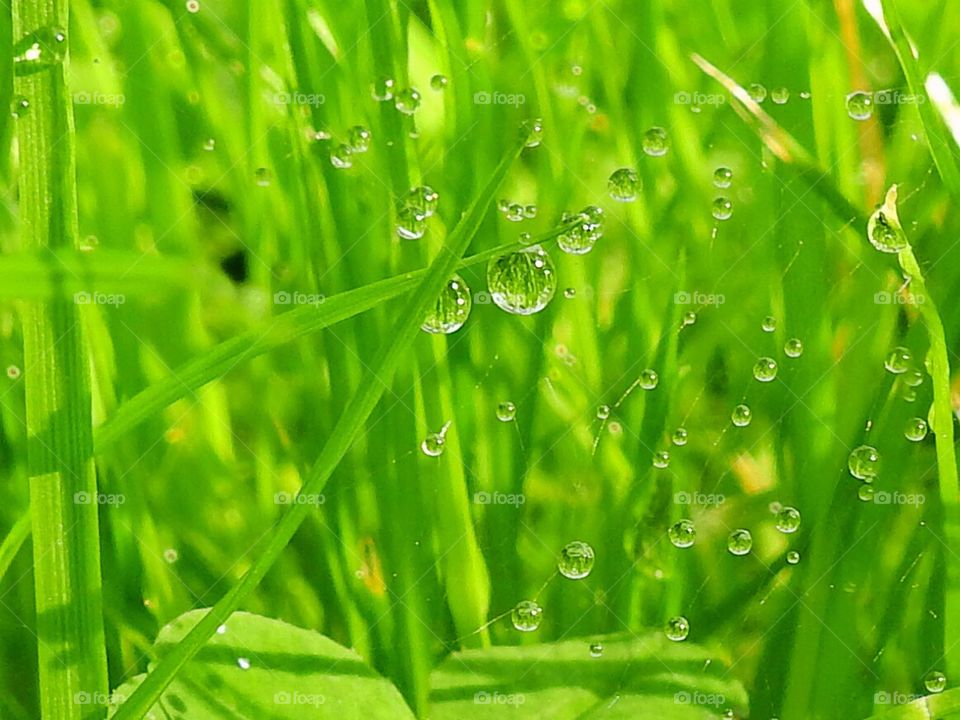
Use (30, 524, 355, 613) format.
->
(111, 130, 531, 720)
(0, 510, 30, 585)
(878, 0, 960, 203)
(13, 0, 109, 716)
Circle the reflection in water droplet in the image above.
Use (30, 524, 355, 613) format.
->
(421, 274, 472, 334)
(558, 541, 595, 579)
(511, 600, 543, 631)
(487, 245, 557, 315)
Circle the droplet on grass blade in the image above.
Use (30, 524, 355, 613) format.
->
(775, 506, 801, 533)
(867, 186, 909, 253)
(727, 529, 753, 556)
(848, 445, 881, 480)
(421, 274, 472, 334)
(558, 541, 595, 579)
(846, 91, 874, 120)
(884, 346, 913, 374)
(669, 519, 696, 548)
(511, 600, 543, 631)
(13, 27, 67, 76)
(713, 166, 733, 188)
(608, 167, 641, 201)
(487, 245, 557, 315)
(711, 197, 733, 220)
(753, 357, 778, 382)
(642, 126, 670, 156)
(665, 615, 689, 641)
(731, 404, 753, 427)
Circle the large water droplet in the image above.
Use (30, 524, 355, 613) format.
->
(753, 357, 778, 382)
(665, 615, 689, 641)
(642, 126, 670, 157)
(784, 338, 804, 358)
(846, 91, 873, 120)
(558, 206, 604, 255)
(511, 600, 543, 631)
(420, 422, 451, 457)
(867, 186, 908, 253)
(421, 274, 472, 334)
(639, 369, 659, 390)
(394, 87, 421, 115)
(904, 417, 928, 442)
(396, 206, 426, 240)
(671, 427, 688, 446)
(731, 404, 753, 427)
(406, 185, 439, 218)
(13, 27, 67, 76)
(848, 445, 881, 480)
(713, 166, 733, 188)
(727, 529, 753, 556)
(487, 245, 557, 315)
(711, 197, 733, 220)
(608, 167, 641, 202)
(884, 346, 913, 374)
(669, 519, 696, 548)
(558, 540, 595, 579)
(925, 670, 947, 693)
(775, 506, 801, 533)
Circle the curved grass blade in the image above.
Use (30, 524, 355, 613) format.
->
(0, 510, 30, 586)
(110, 131, 531, 720)
(877, 0, 960, 203)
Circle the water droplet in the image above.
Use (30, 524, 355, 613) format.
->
(608, 167, 641, 202)
(487, 245, 557, 315)
(405, 185, 439, 218)
(761, 315, 777, 333)
(924, 670, 947, 693)
(558, 540, 595, 579)
(848, 445, 881, 481)
(254, 167, 271, 186)
(904, 369, 925, 387)
(503, 203, 525, 222)
(711, 197, 733, 220)
(430, 73, 448, 91)
(522, 117, 544, 148)
(747, 83, 767, 103)
(771, 87, 790, 104)
(682, 311, 697, 327)
(653, 450, 670, 468)
(868, 186, 908, 253)
(394, 87, 421, 114)
(420, 422, 451, 457)
(203, 137, 216, 151)
(523, 204, 537, 219)
(163, 548, 179, 563)
(563, 287, 576, 299)
(216, 624, 228, 635)
(713, 166, 733, 188)
(731, 404, 753, 427)
(186, 0, 200, 12)
(372, 77, 395, 102)
(237, 657, 251, 670)
(589, 642, 604, 658)
(905, 417, 928, 442)
(786, 550, 801, 565)
(665, 615, 689, 641)
(518, 231, 533, 245)
(596, 404, 610, 420)
(753, 357, 778, 383)
(845, 91, 873, 120)
(13, 27, 67, 76)
(11, 95, 29, 118)
(775, 506, 801, 533)
(884, 346, 913, 374)
(496, 401, 516, 422)
(7, 365, 22, 380)
(669, 519, 696, 548)
(558, 206, 604, 255)
(784, 338, 804, 358)
(727, 528, 753, 556)
(421, 274, 472, 334)
(396, 206, 427, 240)
(639, 369, 659, 390)
(671, 427, 688, 446)
(330, 143, 353, 169)
(511, 600, 543, 631)
(642, 126, 670, 156)
(347, 125, 371, 153)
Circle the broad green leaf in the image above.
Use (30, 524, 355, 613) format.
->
(429, 633, 748, 719)
(108, 610, 415, 719)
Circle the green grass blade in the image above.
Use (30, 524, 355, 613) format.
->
(878, 0, 960, 203)
(110, 131, 530, 720)
(13, 0, 109, 716)
(0, 510, 30, 585)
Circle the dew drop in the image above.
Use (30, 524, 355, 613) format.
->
(405, 185, 439, 218)
(682, 311, 697, 327)
(396, 205, 426, 240)
(503, 203, 525, 222)
(904, 417, 928, 442)
(421, 274, 472, 334)
(653, 450, 670, 469)
(254, 167, 271, 186)
(522, 118, 544, 148)
(639, 369, 659, 390)
(487, 245, 557, 315)
(753, 357, 778, 383)
(775, 506, 801, 534)
(924, 670, 947, 694)
(372, 77, 395, 102)
(558, 540, 595, 579)
(394, 87, 421, 115)
(771, 87, 790, 104)
(558, 206, 604, 255)
(761, 315, 777, 333)
(347, 125, 371, 153)
(669, 519, 696, 548)
(523, 204, 537, 219)
(596, 404, 610, 420)
(163, 548, 179, 563)
(845, 91, 874, 120)
(186, 0, 200, 12)
(11, 95, 29, 119)
(608, 167, 641, 202)
(237, 657, 251, 670)
(711, 197, 733, 220)
(786, 550, 801, 565)
(13, 27, 67, 76)
(731, 404, 753, 427)
(884, 346, 913, 374)
(665, 615, 689, 641)
(420, 422, 450, 457)
(671, 427, 688, 446)
(747, 83, 767, 103)
(589, 642, 604, 658)
(858, 484, 875, 502)
(868, 186, 909, 253)
(904, 369, 925, 387)
(6, 365, 21, 380)
(496, 401, 516, 422)
(713, 166, 733, 188)
(511, 600, 543, 632)
(642, 126, 670, 157)
(430, 73, 448, 91)
(848, 445, 881, 481)
(727, 528, 753, 556)
(784, 338, 804, 358)
(563, 288, 576, 299)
